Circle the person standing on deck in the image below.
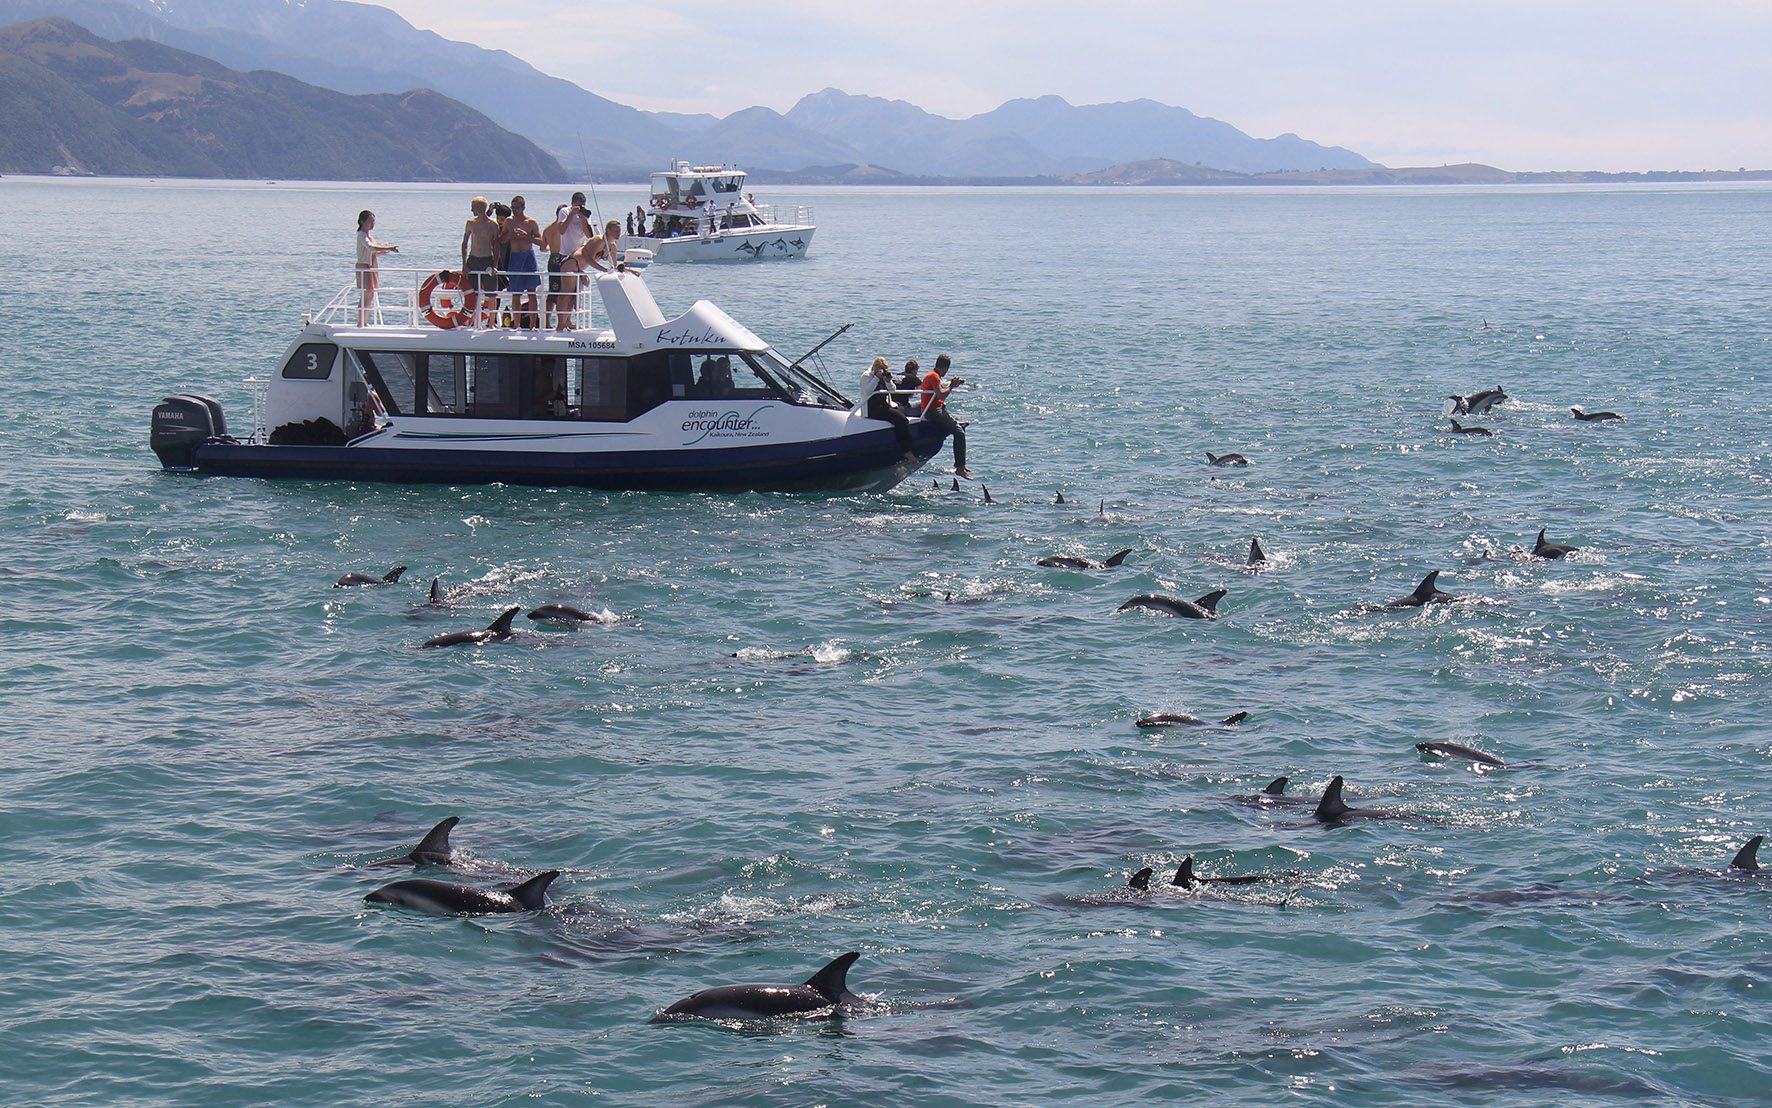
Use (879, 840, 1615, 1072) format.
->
(919, 353, 970, 478)
(354, 210, 397, 326)
(460, 197, 499, 328)
(500, 195, 544, 329)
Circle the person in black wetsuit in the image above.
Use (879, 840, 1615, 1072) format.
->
(863, 357, 914, 461)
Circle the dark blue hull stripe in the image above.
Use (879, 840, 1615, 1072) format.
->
(182, 423, 948, 493)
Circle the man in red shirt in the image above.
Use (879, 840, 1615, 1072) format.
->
(918, 353, 970, 479)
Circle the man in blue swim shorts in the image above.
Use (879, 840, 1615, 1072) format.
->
(500, 194, 544, 329)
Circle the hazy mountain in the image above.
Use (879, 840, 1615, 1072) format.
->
(0, 0, 679, 166)
(684, 106, 861, 171)
(0, 18, 565, 180)
(784, 88, 1075, 177)
(975, 95, 1374, 174)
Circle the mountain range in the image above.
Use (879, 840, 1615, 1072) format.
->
(0, 17, 564, 179)
(0, 0, 1378, 178)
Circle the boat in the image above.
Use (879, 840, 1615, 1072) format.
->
(627, 162, 815, 262)
(148, 259, 949, 493)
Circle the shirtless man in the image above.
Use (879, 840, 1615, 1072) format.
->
(459, 196, 500, 328)
(500, 195, 544, 329)
(572, 220, 625, 275)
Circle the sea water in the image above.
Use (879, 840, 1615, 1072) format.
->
(0, 177, 1769, 1105)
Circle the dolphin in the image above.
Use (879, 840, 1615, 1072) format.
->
(421, 607, 521, 648)
(1384, 571, 1458, 609)
(1095, 499, 1106, 520)
(1206, 451, 1249, 466)
(426, 578, 446, 605)
(336, 565, 407, 587)
(1136, 711, 1247, 728)
(1117, 590, 1226, 619)
(1451, 386, 1507, 415)
(364, 870, 558, 916)
(373, 816, 461, 866)
(1416, 741, 1505, 768)
(527, 603, 597, 625)
(982, 485, 995, 504)
(1732, 835, 1763, 873)
(1532, 528, 1578, 559)
(1571, 407, 1623, 422)
(1055, 491, 1066, 505)
(1247, 538, 1267, 566)
(1127, 867, 1155, 891)
(1314, 775, 1416, 824)
(1037, 548, 1132, 570)
(951, 478, 960, 491)
(1231, 775, 1314, 808)
(651, 952, 864, 1022)
(1446, 418, 1494, 437)
(1170, 855, 1270, 889)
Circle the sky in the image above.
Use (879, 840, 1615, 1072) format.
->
(373, 0, 1772, 171)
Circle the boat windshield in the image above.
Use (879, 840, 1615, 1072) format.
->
(744, 349, 848, 409)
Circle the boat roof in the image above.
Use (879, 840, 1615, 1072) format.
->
(654, 161, 748, 179)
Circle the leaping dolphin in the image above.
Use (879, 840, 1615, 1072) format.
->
(1118, 590, 1226, 619)
(1037, 549, 1132, 570)
(1532, 528, 1578, 559)
(373, 816, 461, 866)
(651, 952, 864, 1022)
(1571, 407, 1624, 422)
(365, 870, 558, 915)
(336, 565, 407, 587)
(1451, 386, 1507, 415)
(421, 607, 521, 648)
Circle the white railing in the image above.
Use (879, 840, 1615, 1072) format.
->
(314, 264, 599, 332)
(752, 204, 813, 227)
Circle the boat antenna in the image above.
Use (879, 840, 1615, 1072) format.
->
(788, 322, 853, 372)
(577, 135, 605, 231)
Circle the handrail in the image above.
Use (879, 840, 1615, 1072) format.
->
(316, 262, 600, 332)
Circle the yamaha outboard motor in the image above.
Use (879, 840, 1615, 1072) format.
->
(150, 394, 227, 469)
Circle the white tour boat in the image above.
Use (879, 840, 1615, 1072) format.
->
(148, 259, 947, 492)
(627, 163, 814, 263)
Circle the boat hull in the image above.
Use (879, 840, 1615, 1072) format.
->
(629, 226, 814, 263)
(172, 421, 944, 494)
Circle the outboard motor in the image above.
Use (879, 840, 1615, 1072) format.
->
(150, 394, 227, 469)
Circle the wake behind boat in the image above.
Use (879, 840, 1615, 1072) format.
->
(148, 261, 947, 493)
(628, 163, 814, 263)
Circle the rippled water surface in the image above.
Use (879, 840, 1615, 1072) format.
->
(2, 177, 1770, 1105)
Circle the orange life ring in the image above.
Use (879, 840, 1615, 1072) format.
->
(651, 196, 669, 209)
(420, 270, 467, 329)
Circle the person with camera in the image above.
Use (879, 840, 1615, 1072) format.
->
(917, 353, 971, 479)
(862, 357, 915, 461)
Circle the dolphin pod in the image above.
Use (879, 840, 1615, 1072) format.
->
(651, 952, 864, 1022)
(373, 816, 460, 866)
(421, 607, 521, 648)
(365, 871, 559, 916)
(1117, 590, 1226, 619)
(1037, 549, 1132, 570)
(336, 565, 407, 587)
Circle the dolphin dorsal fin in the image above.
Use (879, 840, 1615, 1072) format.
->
(412, 816, 458, 860)
(804, 951, 861, 1001)
(506, 870, 559, 910)
(1105, 548, 1132, 567)
(1127, 867, 1152, 891)
(1262, 776, 1289, 795)
(1195, 589, 1227, 614)
(1732, 835, 1763, 872)
(429, 577, 442, 603)
(1205, 452, 1219, 464)
(1220, 711, 1248, 726)
(1315, 775, 1350, 820)
(1171, 856, 1196, 888)
(1450, 418, 1464, 431)
(383, 565, 408, 583)
(1098, 499, 1104, 515)
(1534, 528, 1547, 552)
(951, 478, 960, 491)
(1410, 572, 1442, 601)
(1248, 538, 1266, 565)
(488, 607, 521, 634)
(982, 486, 994, 504)
(1055, 491, 1065, 504)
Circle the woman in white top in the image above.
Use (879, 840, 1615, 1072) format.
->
(354, 209, 398, 325)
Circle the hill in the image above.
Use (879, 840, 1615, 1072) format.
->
(0, 17, 565, 180)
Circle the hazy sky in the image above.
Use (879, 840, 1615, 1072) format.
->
(375, 0, 1772, 171)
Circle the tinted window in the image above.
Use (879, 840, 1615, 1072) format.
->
(425, 354, 465, 415)
(357, 350, 418, 415)
(467, 355, 522, 419)
(575, 357, 627, 421)
(282, 342, 336, 380)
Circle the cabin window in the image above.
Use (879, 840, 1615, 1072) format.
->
(466, 354, 523, 419)
(281, 342, 336, 380)
(356, 350, 419, 415)
(574, 357, 628, 421)
(423, 354, 466, 415)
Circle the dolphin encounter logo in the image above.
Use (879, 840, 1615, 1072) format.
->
(681, 405, 773, 445)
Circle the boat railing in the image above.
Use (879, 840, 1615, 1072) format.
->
(312, 265, 598, 332)
(752, 204, 813, 227)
